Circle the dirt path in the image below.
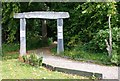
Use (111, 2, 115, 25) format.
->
(28, 44, 119, 79)
(28, 44, 55, 56)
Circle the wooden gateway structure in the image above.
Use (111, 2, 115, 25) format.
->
(14, 11, 70, 56)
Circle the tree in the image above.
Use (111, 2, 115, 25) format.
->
(105, 14, 112, 57)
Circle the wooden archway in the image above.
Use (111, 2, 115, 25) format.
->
(14, 11, 70, 56)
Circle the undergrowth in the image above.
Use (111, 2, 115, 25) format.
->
(51, 45, 118, 66)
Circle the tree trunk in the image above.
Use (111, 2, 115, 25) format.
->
(105, 14, 112, 57)
(109, 14, 112, 57)
(42, 20, 47, 46)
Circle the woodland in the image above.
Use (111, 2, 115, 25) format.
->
(2, 2, 120, 66)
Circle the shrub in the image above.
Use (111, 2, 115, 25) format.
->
(88, 27, 120, 53)
(110, 50, 120, 66)
(2, 43, 19, 53)
(22, 53, 43, 67)
(26, 36, 43, 50)
(47, 37, 53, 46)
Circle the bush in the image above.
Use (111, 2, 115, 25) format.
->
(111, 50, 120, 66)
(22, 53, 43, 67)
(87, 27, 120, 66)
(47, 37, 53, 46)
(26, 36, 43, 50)
(88, 27, 120, 53)
(2, 43, 19, 53)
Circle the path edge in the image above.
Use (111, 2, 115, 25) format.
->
(42, 63, 103, 79)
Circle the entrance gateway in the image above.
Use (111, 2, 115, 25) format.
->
(14, 11, 70, 56)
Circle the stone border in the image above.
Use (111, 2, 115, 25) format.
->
(42, 63, 103, 79)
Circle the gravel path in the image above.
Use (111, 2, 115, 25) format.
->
(28, 47, 119, 79)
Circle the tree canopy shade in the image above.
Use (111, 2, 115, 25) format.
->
(14, 11, 70, 55)
(14, 11, 70, 19)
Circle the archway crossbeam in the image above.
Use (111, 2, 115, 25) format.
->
(14, 11, 69, 19)
(14, 11, 70, 56)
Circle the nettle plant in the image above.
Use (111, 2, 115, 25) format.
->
(22, 53, 43, 67)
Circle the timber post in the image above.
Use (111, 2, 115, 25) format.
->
(14, 11, 70, 55)
(20, 18, 26, 56)
(57, 18, 64, 54)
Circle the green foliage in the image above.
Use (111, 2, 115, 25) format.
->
(51, 45, 112, 66)
(22, 53, 43, 67)
(26, 35, 43, 50)
(87, 27, 120, 65)
(2, 2, 120, 66)
(2, 43, 19, 53)
(62, 2, 119, 51)
(2, 2, 20, 43)
(47, 37, 53, 46)
(90, 73, 98, 80)
(110, 50, 120, 66)
(2, 53, 19, 60)
(87, 27, 120, 52)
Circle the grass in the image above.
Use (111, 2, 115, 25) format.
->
(51, 47, 113, 66)
(2, 43, 19, 53)
(2, 43, 115, 66)
(2, 39, 52, 53)
(2, 59, 87, 79)
(1, 43, 115, 79)
(1, 43, 88, 79)
(1, 53, 88, 79)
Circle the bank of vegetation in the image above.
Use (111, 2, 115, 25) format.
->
(2, 2, 120, 66)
